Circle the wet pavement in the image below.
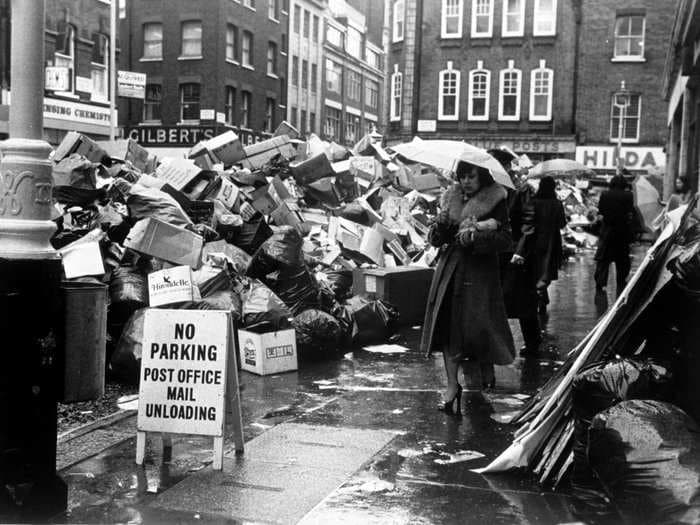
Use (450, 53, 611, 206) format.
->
(48, 247, 645, 524)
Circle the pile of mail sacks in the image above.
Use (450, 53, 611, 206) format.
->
(50, 123, 446, 384)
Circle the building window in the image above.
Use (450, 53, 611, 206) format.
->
(390, 65, 402, 122)
(326, 59, 342, 93)
(441, 0, 463, 38)
(265, 97, 275, 132)
(225, 86, 235, 125)
(293, 5, 301, 33)
(291, 106, 298, 127)
(241, 91, 251, 128)
(309, 111, 316, 133)
(143, 84, 162, 122)
(313, 15, 320, 43)
(226, 25, 238, 61)
(347, 28, 362, 58)
(610, 93, 641, 142)
(268, 0, 279, 20)
(325, 106, 341, 140)
(181, 21, 202, 57)
(471, 0, 493, 37)
(142, 22, 162, 59)
(292, 56, 299, 86)
(345, 114, 360, 143)
(393, 0, 405, 42)
(91, 33, 108, 101)
(365, 79, 379, 110)
(302, 59, 309, 89)
(366, 48, 380, 69)
(438, 61, 460, 120)
(327, 25, 344, 48)
(303, 9, 310, 38)
(300, 109, 307, 134)
(242, 31, 253, 67)
(498, 60, 521, 120)
(533, 0, 557, 36)
(243, 0, 255, 8)
(267, 42, 278, 75)
(502, 0, 524, 37)
(347, 70, 362, 102)
(179, 83, 200, 122)
(311, 63, 318, 92)
(468, 61, 490, 120)
(614, 15, 645, 60)
(529, 60, 553, 121)
(54, 24, 75, 93)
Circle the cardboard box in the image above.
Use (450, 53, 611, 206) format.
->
(205, 131, 245, 165)
(53, 131, 108, 164)
(241, 136, 296, 171)
(290, 153, 333, 185)
(124, 217, 204, 268)
(203, 176, 239, 209)
(97, 139, 150, 172)
(156, 158, 203, 191)
(352, 266, 435, 325)
(147, 265, 200, 307)
(239, 328, 298, 375)
(249, 185, 279, 215)
(273, 120, 300, 139)
(270, 200, 305, 231)
(59, 240, 105, 279)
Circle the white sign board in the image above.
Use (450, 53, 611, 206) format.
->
(137, 309, 229, 436)
(576, 146, 665, 171)
(44, 97, 113, 127)
(118, 70, 147, 99)
(417, 119, 437, 132)
(147, 266, 199, 307)
(200, 109, 215, 120)
(45, 67, 70, 91)
(216, 111, 226, 124)
(75, 76, 93, 94)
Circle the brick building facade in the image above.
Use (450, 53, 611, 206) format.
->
(120, 0, 288, 155)
(387, 0, 578, 161)
(320, 0, 386, 147)
(575, 0, 674, 176)
(0, 0, 117, 145)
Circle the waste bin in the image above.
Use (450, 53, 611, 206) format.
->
(62, 281, 108, 402)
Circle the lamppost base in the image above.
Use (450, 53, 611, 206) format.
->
(0, 219, 59, 259)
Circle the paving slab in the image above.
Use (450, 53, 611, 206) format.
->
(151, 423, 397, 524)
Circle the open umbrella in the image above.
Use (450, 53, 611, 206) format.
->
(528, 158, 594, 179)
(390, 137, 514, 189)
(632, 175, 663, 233)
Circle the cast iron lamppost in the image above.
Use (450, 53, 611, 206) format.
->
(613, 80, 631, 175)
(0, 0, 67, 520)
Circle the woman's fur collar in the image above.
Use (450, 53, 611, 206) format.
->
(440, 182, 507, 223)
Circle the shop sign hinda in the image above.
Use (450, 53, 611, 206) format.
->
(576, 146, 665, 170)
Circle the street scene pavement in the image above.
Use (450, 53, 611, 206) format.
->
(53, 248, 639, 525)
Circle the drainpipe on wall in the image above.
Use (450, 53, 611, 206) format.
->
(571, 0, 582, 140)
(411, 0, 422, 138)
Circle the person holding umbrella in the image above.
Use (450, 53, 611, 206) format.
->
(594, 174, 636, 295)
(420, 161, 515, 415)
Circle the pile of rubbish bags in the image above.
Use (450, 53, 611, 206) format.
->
(50, 124, 444, 384)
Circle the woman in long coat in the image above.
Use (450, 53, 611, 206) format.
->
(420, 162, 515, 415)
(530, 176, 566, 318)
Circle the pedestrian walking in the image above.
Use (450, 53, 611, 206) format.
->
(594, 174, 636, 295)
(667, 175, 694, 211)
(500, 169, 543, 356)
(420, 161, 515, 415)
(531, 176, 567, 326)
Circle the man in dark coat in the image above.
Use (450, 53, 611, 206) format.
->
(594, 175, 636, 295)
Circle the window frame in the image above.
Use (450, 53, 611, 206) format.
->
(529, 60, 553, 121)
(267, 41, 278, 76)
(325, 106, 342, 141)
(293, 5, 301, 33)
(301, 59, 309, 89)
(265, 97, 275, 132)
(347, 70, 362, 102)
(390, 65, 402, 122)
(303, 9, 310, 39)
(498, 60, 521, 121)
(90, 33, 109, 102)
(501, 0, 525, 37)
(312, 15, 320, 43)
(268, 0, 279, 21)
(241, 31, 254, 68)
(143, 84, 162, 123)
(468, 62, 490, 121)
(393, 0, 405, 43)
(438, 61, 460, 121)
(54, 24, 76, 94)
(609, 92, 641, 143)
(226, 24, 238, 62)
(441, 0, 463, 39)
(365, 79, 379, 110)
(241, 90, 252, 128)
(533, 0, 557, 36)
(326, 59, 342, 94)
(180, 20, 202, 58)
(225, 86, 236, 125)
(179, 83, 201, 123)
(292, 56, 299, 86)
(471, 0, 493, 38)
(142, 22, 163, 60)
(345, 113, 360, 144)
(311, 62, 318, 93)
(613, 15, 646, 61)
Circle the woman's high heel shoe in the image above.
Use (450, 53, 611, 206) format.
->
(437, 384, 463, 415)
